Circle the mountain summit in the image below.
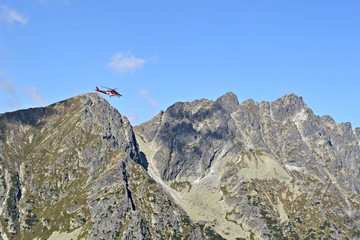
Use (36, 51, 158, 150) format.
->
(0, 92, 359, 239)
(135, 92, 360, 239)
(0, 93, 211, 240)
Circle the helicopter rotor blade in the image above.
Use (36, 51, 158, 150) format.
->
(101, 86, 118, 90)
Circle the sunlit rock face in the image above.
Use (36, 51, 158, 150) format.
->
(136, 92, 360, 239)
(0, 91, 359, 239)
(0, 93, 209, 240)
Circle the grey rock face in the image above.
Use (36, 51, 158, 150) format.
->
(1, 91, 359, 239)
(0, 93, 205, 240)
(136, 92, 360, 239)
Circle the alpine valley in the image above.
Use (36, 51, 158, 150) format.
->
(0, 92, 359, 240)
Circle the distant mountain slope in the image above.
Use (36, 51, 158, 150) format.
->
(0, 93, 211, 240)
(135, 92, 360, 239)
(1, 92, 359, 239)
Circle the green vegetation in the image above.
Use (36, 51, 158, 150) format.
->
(24, 212, 38, 227)
(204, 225, 226, 240)
(319, 220, 331, 230)
(196, 223, 226, 240)
(260, 208, 287, 239)
(147, 178, 156, 185)
(170, 181, 192, 192)
(352, 229, 360, 238)
(304, 229, 316, 240)
(181, 215, 191, 226)
(6, 173, 21, 232)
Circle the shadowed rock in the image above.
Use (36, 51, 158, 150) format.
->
(0, 93, 207, 240)
(135, 92, 360, 239)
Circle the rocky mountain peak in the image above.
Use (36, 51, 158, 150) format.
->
(1, 91, 360, 239)
(135, 91, 360, 239)
(214, 91, 239, 113)
(0, 93, 208, 240)
(270, 93, 305, 112)
(281, 93, 304, 104)
(321, 114, 336, 125)
(355, 127, 360, 140)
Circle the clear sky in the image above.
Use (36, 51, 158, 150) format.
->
(0, 1, 359, 128)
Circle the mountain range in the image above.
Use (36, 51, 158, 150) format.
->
(0, 92, 359, 239)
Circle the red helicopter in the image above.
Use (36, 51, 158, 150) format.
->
(95, 86, 122, 97)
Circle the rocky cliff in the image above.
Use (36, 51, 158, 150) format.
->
(0, 93, 213, 240)
(0, 92, 359, 239)
(135, 92, 360, 239)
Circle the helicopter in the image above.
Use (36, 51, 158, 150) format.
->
(95, 86, 122, 97)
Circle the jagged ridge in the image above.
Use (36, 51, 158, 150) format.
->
(0, 93, 214, 240)
(135, 92, 360, 239)
(0, 91, 359, 239)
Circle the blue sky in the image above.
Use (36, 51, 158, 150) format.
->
(0, 1, 360, 127)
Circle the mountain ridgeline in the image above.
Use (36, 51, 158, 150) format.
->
(0, 92, 359, 239)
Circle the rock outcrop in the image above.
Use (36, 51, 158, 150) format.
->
(0, 93, 211, 240)
(0, 91, 360, 239)
(135, 92, 360, 239)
